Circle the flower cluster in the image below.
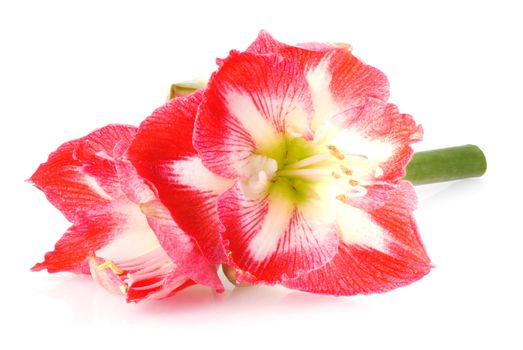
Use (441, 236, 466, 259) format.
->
(31, 31, 431, 302)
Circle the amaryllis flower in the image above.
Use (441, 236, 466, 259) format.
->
(129, 32, 430, 295)
(129, 31, 432, 296)
(198, 32, 432, 293)
(30, 125, 223, 302)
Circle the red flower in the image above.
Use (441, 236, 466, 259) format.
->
(129, 31, 432, 296)
(30, 125, 223, 302)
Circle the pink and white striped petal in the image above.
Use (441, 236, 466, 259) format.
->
(194, 51, 314, 179)
(31, 157, 160, 276)
(30, 125, 138, 273)
(74, 125, 138, 200)
(283, 181, 431, 295)
(247, 31, 390, 132)
(218, 183, 339, 284)
(328, 98, 423, 181)
(128, 91, 233, 265)
(29, 127, 134, 222)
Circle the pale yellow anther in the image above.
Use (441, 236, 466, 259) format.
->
(119, 285, 127, 295)
(336, 194, 349, 203)
(339, 165, 352, 176)
(327, 145, 345, 160)
(349, 179, 359, 187)
(331, 171, 341, 179)
(140, 202, 171, 219)
(98, 260, 125, 275)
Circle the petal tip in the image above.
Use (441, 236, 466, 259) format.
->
(30, 262, 44, 272)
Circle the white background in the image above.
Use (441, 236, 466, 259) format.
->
(1, 0, 522, 349)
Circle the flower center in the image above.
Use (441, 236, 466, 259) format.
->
(262, 137, 383, 204)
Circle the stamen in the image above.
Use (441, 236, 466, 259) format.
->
(331, 171, 341, 179)
(339, 165, 352, 176)
(349, 179, 359, 187)
(327, 145, 345, 160)
(98, 260, 125, 275)
(336, 194, 349, 203)
(139, 202, 171, 219)
(285, 153, 331, 169)
(278, 168, 333, 179)
(346, 153, 369, 160)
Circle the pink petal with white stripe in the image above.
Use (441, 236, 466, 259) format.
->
(29, 125, 136, 222)
(283, 181, 431, 295)
(329, 98, 423, 181)
(146, 205, 223, 292)
(218, 183, 339, 284)
(194, 51, 314, 179)
(30, 125, 138, 272)
(247, 31, 390, 131)
(128, 91, 233, 265)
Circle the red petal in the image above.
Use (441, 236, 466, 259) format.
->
(128, 91, 233, 264)
(283, 181, 431, 295)
(32, 211, 120, 273)
(246, 30, 291, 54)
(29, 125, 137, 221)
(247, 30, 340, 55)
(30, 139, 110, 222)
(218, 183, 339, 284)
(147, 214, 224, 292)
(74, 124, 137, 163)
(113, 138, 157, 205)
(194, 51, 314, 179)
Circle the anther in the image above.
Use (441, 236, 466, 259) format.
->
(349, 179, 359, 187)
(339, 165, 352, 176)
(327, 145, 345, 160)
(98, 260, 125, 275)
(336, 194, 349, 203)
(331, 171, 341, 179)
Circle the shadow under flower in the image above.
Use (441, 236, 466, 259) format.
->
(33, 272, 367, 322)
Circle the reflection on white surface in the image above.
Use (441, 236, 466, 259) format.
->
(27, 272, 365, 322)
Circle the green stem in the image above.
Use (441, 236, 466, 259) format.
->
(404, 145, 487, 185)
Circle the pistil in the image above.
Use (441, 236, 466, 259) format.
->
(273, 141, 379, 204)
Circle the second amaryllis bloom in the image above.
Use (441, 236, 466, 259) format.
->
(129, 31, 432, 296)
(30, 125, 223, 302)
